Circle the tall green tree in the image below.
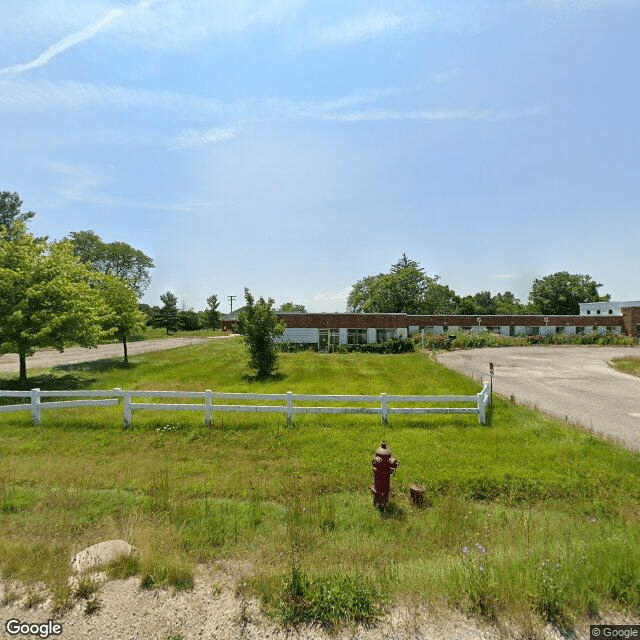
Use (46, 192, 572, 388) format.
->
(493, 291, 527, 315)
(236, 289, 285, 377)
(278, 302, 307, 312)
(528, 272, 609, 315)
(203, 294, 221, 329)
(98, 275, 147, 364)
(347, 254, 458, 314)
(151, 291, 179, 334)
(0, 191, 36, 240)
(67, 230, 155, 296)
(0, 224, 109, 384)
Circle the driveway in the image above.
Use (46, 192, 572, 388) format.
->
(0, 335, 238, 373)
(436, 346, 640, 451)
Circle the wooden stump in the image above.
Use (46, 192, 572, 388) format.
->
(409, 483, 426, 508)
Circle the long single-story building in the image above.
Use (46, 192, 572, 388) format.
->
(221, 301, 640, 347)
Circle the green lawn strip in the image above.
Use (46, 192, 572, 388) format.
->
(610, 357, 640, 378)
(1, 338, 640, 628)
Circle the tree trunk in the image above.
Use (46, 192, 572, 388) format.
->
(19, 349, 27, 387)
(122, 336, 128, 365)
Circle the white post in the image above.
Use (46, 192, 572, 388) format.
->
(477, 390, 486, 425)
(205, 389, 212, 426)
(488, 364, 494, 406)
(31, 388, 41, 425)
(381, 393, 388, 425)
(286, 391, 293, 425)
(123, 391, 132, 427)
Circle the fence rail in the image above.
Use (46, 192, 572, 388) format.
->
(0, 383, 491, 426)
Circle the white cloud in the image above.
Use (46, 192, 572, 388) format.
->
(0, 79, 230, 112)
(433, 68, 463, 84)
(303, 7, 439, 47)
(318, 106, 549, 123)
(490, 273, 520, 279)
(49, 161, 233, 211)
(0, 0, 155, 78)
(173, 126, 237, 148)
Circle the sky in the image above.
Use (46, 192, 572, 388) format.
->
(1, 0, 638, 313)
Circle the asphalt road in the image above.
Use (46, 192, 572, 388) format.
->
(436, 345, 640, 451)
(0, 335, 237, 373)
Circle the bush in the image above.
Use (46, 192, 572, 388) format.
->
(414, 330, 635, 350)
(236, 289, 285, 377)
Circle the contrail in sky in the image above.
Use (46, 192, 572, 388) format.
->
(0, 0, 155, 78)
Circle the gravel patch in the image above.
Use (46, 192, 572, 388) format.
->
(1, 567, 637, 640)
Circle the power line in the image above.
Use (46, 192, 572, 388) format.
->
(227, 295, 236, 313)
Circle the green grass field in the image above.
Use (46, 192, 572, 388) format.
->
(611, 357, 640, 378)
(1, 338, 639, 630)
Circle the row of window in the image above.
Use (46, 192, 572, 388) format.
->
(318, 328, 398, 346)
(585, 309, 614, 314)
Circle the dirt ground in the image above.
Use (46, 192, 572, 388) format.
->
(0, 336, 236, 374)
(437, 345, 640, 451)
(2, 566, 636, 640)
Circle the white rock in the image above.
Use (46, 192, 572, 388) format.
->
(70, 540, 134, 573)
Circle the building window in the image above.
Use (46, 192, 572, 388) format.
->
(608, 309, 613, 314)
(555, 326, 565, 334)
(576, 326, 585, 335)
(376, 328, 397, 342)
(347, 329, 368, 345)
(597, 310, 601, 314)
(587, 310, 591, 314)
(606, 326, 613, 333)
(525, 326, 540, 336)
(442, 324, 448, 332)
(318, 329, 339, 349)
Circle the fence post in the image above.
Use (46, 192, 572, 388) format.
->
(286, 391, 293, 425)
(31, 388, 41, 425)
(122, 391, 132, 427)
(477, 390, 486, 425)
(204, 389, 212, 426)
(381, 393, 388, 425)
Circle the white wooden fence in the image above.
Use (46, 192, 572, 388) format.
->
(0, 383, 491, 426)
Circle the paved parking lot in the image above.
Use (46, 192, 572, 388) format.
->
(437, 345, 640, 451)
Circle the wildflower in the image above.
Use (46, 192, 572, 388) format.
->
(463, 546, 470, 554)
(475, 542, 486, 554)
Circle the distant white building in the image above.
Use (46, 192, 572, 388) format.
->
(579, 301, 640, 316)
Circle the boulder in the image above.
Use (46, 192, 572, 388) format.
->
(70, 540, 135, 573)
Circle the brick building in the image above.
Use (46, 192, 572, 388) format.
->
(221, 302, 640, 346)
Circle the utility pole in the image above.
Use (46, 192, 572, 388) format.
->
(228, 295, 236, 314)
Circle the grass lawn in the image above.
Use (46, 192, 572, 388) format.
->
(611, 356, 640, 378)
(127, 327, 227, 341)
(1, 337, 639, 630)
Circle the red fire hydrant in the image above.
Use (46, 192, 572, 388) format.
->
(371, 441, 399, 508)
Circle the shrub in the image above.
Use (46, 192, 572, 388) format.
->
(414, 330, 635, 350)
(236, 289, 285, 377)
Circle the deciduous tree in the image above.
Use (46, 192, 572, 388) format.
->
(0, 224, 109, 384)
(68, 230, 154, 296)
(98, 275, 147, 364)
(347, 254, 459, 314)
(278, 302, 306, 312)
(236, 289, 285, 377)
(0, 191, 35, 240)
(528, 272, 609, 315)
